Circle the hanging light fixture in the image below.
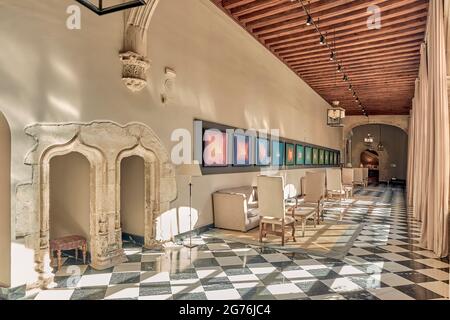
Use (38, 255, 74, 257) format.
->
(364, 133, 374, 146)
(377, 125, 385, 151)
(75, 0, 147, 15)
(327, 101, 346, 127)
(306, 14, 313, 26)
(319, 34, 326, 45)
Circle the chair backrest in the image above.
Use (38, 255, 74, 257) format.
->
(304, 171, 326, 203)
(342, 168, 354, 185)
(326, 168, 342, 191)
(300, 176, 307, 196)
(362, 168, 369, 180)
(353, 168, 364, 183)
(257, 175, 285, 219)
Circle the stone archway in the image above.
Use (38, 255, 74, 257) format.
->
(343, 115, 409, 140)
(39, 138, 107, 284)
(16, 121, 177, 289)
(116, 144, 163, 249)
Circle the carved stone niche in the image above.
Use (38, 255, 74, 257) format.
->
(16, 121, 176, 289)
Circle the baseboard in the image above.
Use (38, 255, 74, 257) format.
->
(122, 232, 145, 246)
(174, 224, 215, 242)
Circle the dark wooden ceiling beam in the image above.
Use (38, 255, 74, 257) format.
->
(212, 0, 428, 115)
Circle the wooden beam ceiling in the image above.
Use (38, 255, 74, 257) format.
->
(212, 0, 428, 115)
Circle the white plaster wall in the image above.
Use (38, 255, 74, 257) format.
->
(120, 156, 145, 237)
(49, 152, 91, 246)
(0, 112, 11, 287)
(0, 0, 342, 286)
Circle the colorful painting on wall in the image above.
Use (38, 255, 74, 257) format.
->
(272, 140, 285, 166)
(312, 148, 319, 165)
(305, 146, 313, 165)
(233, 134, 251, 166)
(296, 145, 304, 165)
(285, 143, 295, 166)
(203, 129, 227, 167)
(256, 138, 270, 166)
(319, 149, 325, 165)
(325, 150, 330, 165)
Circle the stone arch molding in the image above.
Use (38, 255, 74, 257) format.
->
(120, 0, 160, 92)
(343, 115, 409, 140)
(16, 121, 176, 288)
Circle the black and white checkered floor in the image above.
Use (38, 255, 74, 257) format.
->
(27, 186, 449, 300)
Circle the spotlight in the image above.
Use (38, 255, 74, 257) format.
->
(330, 52, 336, 61)
(306, 15, 313, 26)
(337, 65, 342, 73)
(348, 85, 352, 91)
(320, 35, 326, 45)
(343, 75, 348, 81)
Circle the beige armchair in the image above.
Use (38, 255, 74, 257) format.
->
(362, 168, 369, 187)
(342, 168, 354, 198)
(295, 171, 325, 231)
(257, 176, 296, 246)
(353, 168, 365, 187)
(326, 168, 345, 201)
(212, 186, 260, 232)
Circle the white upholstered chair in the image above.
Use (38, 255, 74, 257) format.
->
(257, 175, 296, 246)
(362, 168, 369, 187)
(342, 168, 354, 198)
(326, 168, 345, 201)
(296, 172, 326, 225)
(353, 168, 365, 187)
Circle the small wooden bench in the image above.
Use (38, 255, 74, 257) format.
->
(50, 235, 87, 271)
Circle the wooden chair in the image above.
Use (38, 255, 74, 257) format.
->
(342, 168, 354, 198)
(296, 171, 326, 225)
(326, 168, 345, 201)
(257, 175, 296, 246)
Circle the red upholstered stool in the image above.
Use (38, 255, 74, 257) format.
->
(49, 235, 87, 271)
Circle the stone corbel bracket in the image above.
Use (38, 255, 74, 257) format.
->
(120, 0, 160, 92)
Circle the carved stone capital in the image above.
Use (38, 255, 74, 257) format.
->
(119, 51, 150, 92)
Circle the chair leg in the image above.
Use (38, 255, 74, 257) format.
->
(302, 219, 306, 237)
(281, 222, 285, 246)
(259, 221, 263, 243)
(291, 224, 296, 242)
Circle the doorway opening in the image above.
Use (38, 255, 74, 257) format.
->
(49, 152, 91, 265)
(120, 156, 146, 246)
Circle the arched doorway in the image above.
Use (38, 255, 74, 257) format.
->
(350, 124, 408, 184)
(361, 149, 380, 184)
(49, 152, 90, 265)
(0, 111, 11, 287)
(120, 156, 145, 245)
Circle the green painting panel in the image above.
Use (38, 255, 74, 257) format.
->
(325, 150, 330, 165)
(305, 146, 313, 165)
(296, 145, 305, 165)
(319, 149, 325, 165)
(312, 148, 319, 165)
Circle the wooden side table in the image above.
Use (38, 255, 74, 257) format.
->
(49, 235, 87, 271)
